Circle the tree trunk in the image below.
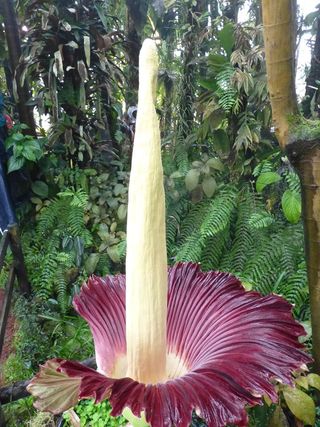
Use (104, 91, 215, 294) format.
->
(262, 0, 320, 373)
(262, 0, 298, 149)
(220, 0, 240, 23)
(125, 0, 148, 106)
(302, 16, 320, 118)
(287, 140, 320, 373)
(1, 0, 36, 134)
(177, 0, 207, 140)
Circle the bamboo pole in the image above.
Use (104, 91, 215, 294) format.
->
(262, 0, 298, 149)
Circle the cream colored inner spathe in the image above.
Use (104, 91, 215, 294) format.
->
(110, 352, 189, 381)
(125, 39, 168, 385)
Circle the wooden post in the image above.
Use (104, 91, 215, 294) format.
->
(0, 232, 10, 269)
(0, 267, 15, 356)
(0, 403, 6, 427)
(8, 226, 30, 296)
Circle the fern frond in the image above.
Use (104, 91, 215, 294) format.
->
(284, 171, 301, 194)
(252, 160, 274, 177)
(248, 212, 274, 229)
(95, 253, 111, 276)
(179, 201, 210, 243)
(276, 267, 308, 319)
(200, 187, 237, 238)
(175, 231, 204, 262)
(36, 254, 58, 300)
(243, 234, 283, 295)
(223, 190, 257, 273)
(200, 229, 229, 271)
(56, 268, 68, 313)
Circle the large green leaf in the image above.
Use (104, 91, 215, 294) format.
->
(218, 23, 235, 56)
(83, 35, 91, 67)
(281, 190, 301, 224)
(256, 172, 281, 192)
(117, 204, 127, 221)
(208, 54, 228, 71)
(308, 373, 320, 391)
(185, 169, 200, 191)
(213, 129, 230, 154)
(85, 253, 100, 275)
(7, 156, 25, 173)
(32, 181, 49, 198)
(94, 4, 109, 32)
(202, 176, 217, 198)
(22, 145, 37, 161)
(283, 386, 315, 426)
(268, 406, 289, 427)
(198, 79, 218, 91)
(207, 158, 224, 171)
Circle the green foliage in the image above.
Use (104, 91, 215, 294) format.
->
(173, 185, 236, 264)
(167, 183, 309, 322)
(253, 157, 302, 224)
(64, 400, 126, 427)
(215, 65, 238, 113)
(2, 297, 53, 383)
(1, 2, 315, 427)
(3, 295, 93, 386)
(183, 154, 223, 200)
(20, 0, 125, 163)
(2, 397, 36, 427)
(197, 21, 269, 169)
(25, 188, 92, 312)
(5, 125, 45, 172)
(256, 171, 281, 192)
(288, 115, 320, 142)
(281, 189, 301, 224)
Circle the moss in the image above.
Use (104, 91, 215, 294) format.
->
(288, 115, 320, 143)
(27, 411, 55, 427)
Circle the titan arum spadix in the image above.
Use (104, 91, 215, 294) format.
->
(27, 39, 311, 427)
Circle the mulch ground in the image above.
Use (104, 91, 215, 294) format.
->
(0, 289, 15, 385)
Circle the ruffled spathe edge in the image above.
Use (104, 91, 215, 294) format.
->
(27, 263, 312, 427)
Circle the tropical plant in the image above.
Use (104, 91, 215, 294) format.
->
(26, 39, 311, 427)
(20, 0, 124, 164)
(24, 188, 92, 312)
(5, 124, 45, 173)
(63, 400, 126, 427)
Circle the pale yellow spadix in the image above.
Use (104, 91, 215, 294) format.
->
(125, 39, 167, 384)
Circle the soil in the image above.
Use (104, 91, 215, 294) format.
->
(0, 289, 15, 385)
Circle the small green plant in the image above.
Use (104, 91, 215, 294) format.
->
(181, 153, 224, 200)
(253, 156, 302, 224)
(5, 124, 45, 172)
(25, 188, 93, 312)
(63, 400, 126, 427)
(2, 397, 36, 427)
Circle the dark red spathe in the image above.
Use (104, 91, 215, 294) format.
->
(29, 263, 311, 427)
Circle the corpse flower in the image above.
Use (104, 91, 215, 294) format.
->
(27, 39, 311, 427)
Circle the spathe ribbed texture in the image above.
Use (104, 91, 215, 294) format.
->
(28, 263, 311, 427)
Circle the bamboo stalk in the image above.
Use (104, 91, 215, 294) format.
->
(262, 0, 298, 149)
